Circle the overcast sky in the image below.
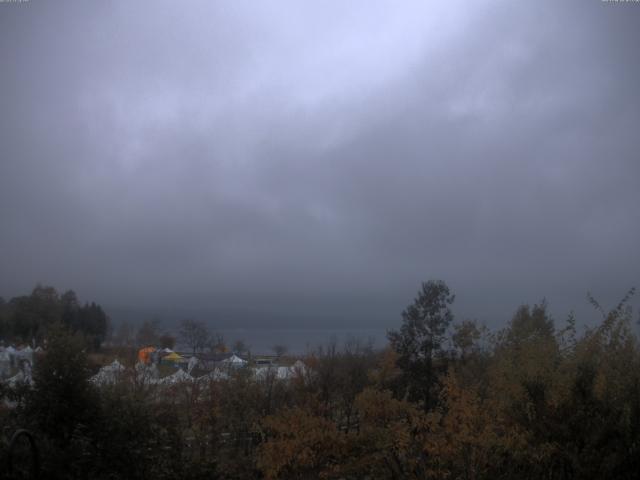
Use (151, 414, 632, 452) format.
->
(1, 0, 639, 330)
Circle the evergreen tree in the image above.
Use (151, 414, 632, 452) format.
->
(388, 279, 455, 410)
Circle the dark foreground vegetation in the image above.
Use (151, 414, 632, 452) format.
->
(1, 281, 639, 479)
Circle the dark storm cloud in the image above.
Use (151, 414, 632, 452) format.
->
(1, 0, 639, 328)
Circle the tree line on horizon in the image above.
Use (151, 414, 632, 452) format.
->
(0, 285, 109, 350)
(1, 280, 639, 479)
(0, 286, 237, 356)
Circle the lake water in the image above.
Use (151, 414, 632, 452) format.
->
(215, 327, 390, 355)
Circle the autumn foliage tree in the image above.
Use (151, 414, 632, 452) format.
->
(4, 283, 640, 479)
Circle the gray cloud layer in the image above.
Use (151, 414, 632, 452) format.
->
(1, 0, 639, 328)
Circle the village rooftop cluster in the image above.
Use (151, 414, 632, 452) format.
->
(0, 342, 309, 393)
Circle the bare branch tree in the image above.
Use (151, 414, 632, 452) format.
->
(179, 319, 210, 355)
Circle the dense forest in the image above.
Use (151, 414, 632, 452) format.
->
(0, 285, 109, 350)
(1, 281, 639, 479)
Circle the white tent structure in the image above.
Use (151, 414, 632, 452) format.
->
(254, 365, 290, 381)
(291, 360, 308, 377)
(158, 368, 193, 385)
(6, 369, 33, 387)
(135, 362, 159, 384)
(16, 346, 34, 363)
(187, 356, 199, 374)
(5, 346, 16, 364)
(0, 349, 12, 378)
(1, 346, 18, 369)
(91, 359, 126, 386)
(197, 368, 229, 383)
(254, 361, 308, 382)
(221, 354, 247, 366)
(277, 366, 292, 379)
